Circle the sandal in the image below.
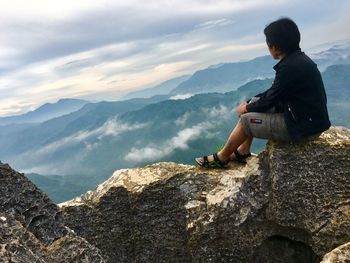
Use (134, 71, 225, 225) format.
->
(195, 152, 229, 169)
(230, 150, 252, 164)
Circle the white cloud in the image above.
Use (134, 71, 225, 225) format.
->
(169, 94, 194, 100)
(215, 43, 267, 54)
(204, 104, 235, 121)
(124, 104, 234, 163)
(0, 0, 349, 117)
(0, 0, 289, 116)
(0, 40, 197, 115)
(124, 122, 214, 163)
(170, 44, 212, 57)
(175, 112, 191, 126)
(0, 0, 114, 20)
(140, 0, 288, 14)
(20, 119, 148, 160)
(11, 118, 148, 174)
(195, 18, 235, 30)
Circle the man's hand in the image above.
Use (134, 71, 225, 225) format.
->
(235, 102, 248, 117)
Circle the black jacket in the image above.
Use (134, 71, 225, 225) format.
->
(246, 49, 331, 141)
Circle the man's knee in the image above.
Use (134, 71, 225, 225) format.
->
(240, 113, 254, 136)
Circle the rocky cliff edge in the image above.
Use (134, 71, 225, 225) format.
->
(59, 126, 350, 262)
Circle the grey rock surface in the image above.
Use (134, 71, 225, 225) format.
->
(0, 162, 106, 262)
(60, 127, 350, 262)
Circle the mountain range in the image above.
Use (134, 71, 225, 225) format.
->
(5, 79, 272, 202)
(114, 39, 350, 98)
(123, 75, 191, 99)
(0, 40, 349, 203)
(0, 98, 90, 126)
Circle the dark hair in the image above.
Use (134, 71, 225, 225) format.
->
(264, 17, 301, 54)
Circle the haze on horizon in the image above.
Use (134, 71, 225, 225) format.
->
(0, 0, 349, 117)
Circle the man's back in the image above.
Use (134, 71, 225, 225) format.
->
(247, 49, 331, 141)
(279, 50, 331, 140)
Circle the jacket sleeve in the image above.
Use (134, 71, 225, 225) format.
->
(246, 90, 268, 103)
(246, 65, 294, 112)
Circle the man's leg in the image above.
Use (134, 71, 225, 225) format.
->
(216, 119, 249, 161)
(201, 119, 251, 163)
(237, 136, 253, 155)
(198, 111, 291, 164)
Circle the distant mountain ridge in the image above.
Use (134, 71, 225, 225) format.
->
(124, 75, 191, 99)
(5, 39, 349, 124)
(167, 39, 350, 96)
(169, 55, 276, 95)
(0, 98, 89, 126)
(0, 95, 170, 158)
(308, 38, 350, 71)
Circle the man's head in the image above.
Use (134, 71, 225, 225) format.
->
(264, 17, 301, 59)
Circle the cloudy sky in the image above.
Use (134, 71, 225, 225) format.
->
(0, 0, 349, 116)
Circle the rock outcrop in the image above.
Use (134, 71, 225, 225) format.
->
(321, 242, 350, 263)
(59, 126, 350, 262)
(0, 161, 106, 262)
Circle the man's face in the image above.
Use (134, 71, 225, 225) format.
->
(267, 44, 281, 60)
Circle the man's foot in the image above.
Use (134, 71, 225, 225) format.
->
(195, 152, 229, 169)
(229, 150, 252, 164)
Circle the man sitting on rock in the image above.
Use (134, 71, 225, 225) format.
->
(195, 17, 331, 168)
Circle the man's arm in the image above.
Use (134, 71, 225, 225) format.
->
(246, 65, 295, 112)
(246, 90, 268, 103)
(236, 102, 248, 116)
(246, 92, 267, 104)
